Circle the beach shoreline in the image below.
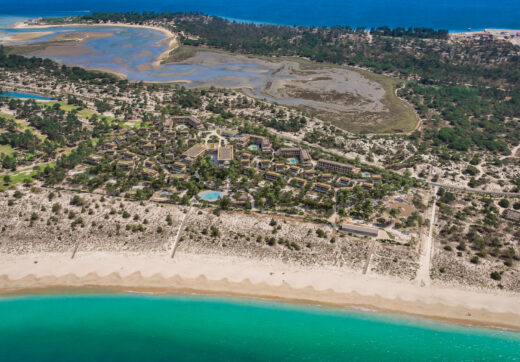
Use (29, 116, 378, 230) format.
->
(1, 251, 519, 331)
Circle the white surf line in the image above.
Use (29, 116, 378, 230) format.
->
(416, 186, 438, 287)
(169, 207, 192, 259)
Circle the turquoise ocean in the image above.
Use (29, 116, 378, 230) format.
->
(0, 294, 519, 361)
(1, 0, 520, 29)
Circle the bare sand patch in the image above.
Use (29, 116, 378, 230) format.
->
(0, 31, 53, 43)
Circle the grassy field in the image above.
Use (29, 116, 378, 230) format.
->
(352, 67, 417, 134)
(162, 45, 199, 63)
(0, 144, 15, 155)
(38, 101, 121, 127)
(279, 57, 417, 134)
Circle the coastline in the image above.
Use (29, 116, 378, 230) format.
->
(11, 21, 180, 68)
(1, 251, 519, 331)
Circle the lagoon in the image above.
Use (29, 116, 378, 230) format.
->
(0, 91, 54, 100)
(0, 294, 519, 361)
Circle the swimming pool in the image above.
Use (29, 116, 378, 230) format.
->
(362, 172, 371, 178)
(199, 191, 223, 201)
(0, 91, 54, 100)
(177, 125, 186, 130)
(288, 158, 298, 164)
(249, 145, 258, 151)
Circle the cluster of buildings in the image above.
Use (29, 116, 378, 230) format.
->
(84, 115, 384, 209)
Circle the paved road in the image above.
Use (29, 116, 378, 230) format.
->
(424, 181, 519, 197)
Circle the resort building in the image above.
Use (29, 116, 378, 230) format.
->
(218, 145, 234, 167)
(103, 143, 116, 151)
(163, 119, 173, 131)
(150, 131, 160, 139)
(125, 130, 137, 139)
(304, 169, 316, 179)
(293, 177, 306, 188)
(314, 183, 332, 194)
(274, 163, 285, 172)
(300, 149, 312, 167)
(139, 168, 159, 179)
(338, 177, 351, 187)
(182, 144, 206, 162)
(85, 155, 102, 165)
(265, 171, 281, 182)
(164, 153, 176, 162)
(171, 162, 187, 173)
(104, 149, 116, 156)
(340, 223, 379, 238)
(241, 159, 251, 167)
(260, 159, 271, 169)
(371, 175, 382, 183)
(221, 129, 239, 138)
(171, 116, 204, 130)
(505, 209, 520, 222)
(123, 151, 137, 160)
(116, 160, 135, 170)
(157, 138, 167, 145)
(238, 134, 272, 152)
(289, 166, 300, 175)
(317, 159, 361, 175)
(319, 173, 333, 181)
(277, 147, 312, 167)
(362, 182, 374, 190)
(142, 143, 156, 153)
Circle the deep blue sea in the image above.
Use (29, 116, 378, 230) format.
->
(0, 294, 519, 361)
(1, 0, 520, 30)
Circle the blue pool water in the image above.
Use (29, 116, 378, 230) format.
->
(0, 294, 519, 361)
(0, 91, 54, 100)
(289, 158, 297, 164)
(199, 190, 223, 201)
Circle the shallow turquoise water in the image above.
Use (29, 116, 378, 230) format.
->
(0, 294, 519, 361)
(0, 91, 54, 100)
(200, 190, 223, 201)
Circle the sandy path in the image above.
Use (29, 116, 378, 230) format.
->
(416, 186, 437, 287)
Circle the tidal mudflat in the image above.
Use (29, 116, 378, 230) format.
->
(0, 24, 415, 132)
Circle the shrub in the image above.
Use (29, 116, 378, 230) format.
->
(490, 271, 501, 281)
(498, 199, 510, 208)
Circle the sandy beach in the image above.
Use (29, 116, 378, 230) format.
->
(1, 251, 519, 331)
